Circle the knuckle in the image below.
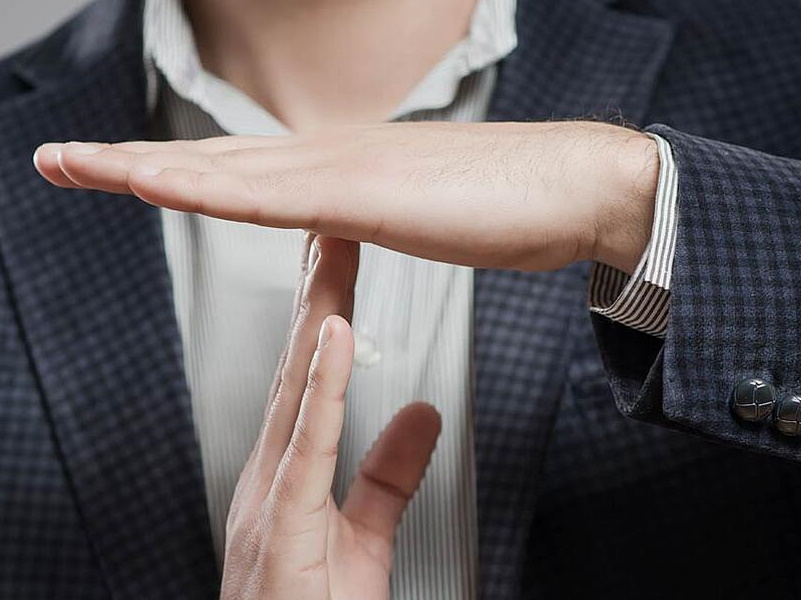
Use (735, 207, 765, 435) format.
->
(187, 171, 210, 212)
(295, 293, 311, 323)
(298, 557, 327, 577)
(291, 412, 340, 463)
(204, 152, 226, 172)
(286, 424, 313, 463)
(131, 153, 159, 172)
(304, 361, 325, 394)
(238, 176, 273, 226)
(243, 173, 271, 203)
(318, 443, 339, 461)
(285, 414, 338, 462)
(267, 477, 330, 530)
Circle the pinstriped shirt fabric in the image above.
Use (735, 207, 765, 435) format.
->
(142, 0, 678, 597)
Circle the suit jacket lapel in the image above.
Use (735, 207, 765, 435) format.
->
(475, 1, 672, 598)
(0, 1, 218, 598)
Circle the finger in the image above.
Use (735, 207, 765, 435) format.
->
(267, 232, 317, 402)
(33, 143, 84, 189)
(227, 232, 316, 519)
(60, 145, 319, 198)
(259, 316, 353, 583)
(125, 159, 393, 246)
(268, 315, 354, 523)
(341, 403, 441, 551)
(123, 167, 317, 228)
(226, 317, 350, 600)
(96, 135, 297, 155)
(126, 165, 380, 239)
(56, 145, 223, 196)
(38, 136, 303, 193)
(254, 237, 358, 497)
(50, 141, 382, 241)
(30, 140, 235, 193)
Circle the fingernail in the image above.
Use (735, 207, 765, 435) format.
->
(66, 142, 103, 156)
(33, 143, 59, 162)
(317, 318, 333, 350)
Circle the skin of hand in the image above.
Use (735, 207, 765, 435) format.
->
(33, 120, 659, 275)
(218, 234, 441, 600)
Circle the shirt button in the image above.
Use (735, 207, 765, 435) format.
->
(353, 332, 381, 367)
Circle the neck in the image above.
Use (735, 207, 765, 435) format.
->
(184, 0, 478, 132)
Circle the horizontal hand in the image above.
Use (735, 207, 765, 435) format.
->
(34, 121, 658, 273)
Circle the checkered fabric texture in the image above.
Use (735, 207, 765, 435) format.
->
(1, 0, 801, 599)
(0, 2, 219, 599)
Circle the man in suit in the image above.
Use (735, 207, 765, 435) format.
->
(3, 0, 801, 598)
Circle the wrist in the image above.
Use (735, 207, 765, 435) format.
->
(592, 130, 660, 274)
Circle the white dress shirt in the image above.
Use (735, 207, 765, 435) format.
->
(143, 0, 678, 597)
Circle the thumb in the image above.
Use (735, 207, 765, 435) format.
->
(341, 403, 441, 547)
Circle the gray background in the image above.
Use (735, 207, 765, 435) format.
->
(0, 0, 92, 56)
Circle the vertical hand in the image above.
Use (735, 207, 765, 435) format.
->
(221, 236, 441, 600)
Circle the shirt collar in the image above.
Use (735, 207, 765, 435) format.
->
(143, 0, 518, 134)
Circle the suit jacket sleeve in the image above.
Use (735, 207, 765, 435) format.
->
(593, 123, 801, 460)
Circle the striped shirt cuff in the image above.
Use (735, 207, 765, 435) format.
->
(589, 134, 678, 338)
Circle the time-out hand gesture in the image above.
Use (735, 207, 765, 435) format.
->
(221, 235, 441, 600)
(34, 121, 658, 275)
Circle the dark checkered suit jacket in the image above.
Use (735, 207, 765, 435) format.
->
(1, 0, 801, 598)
